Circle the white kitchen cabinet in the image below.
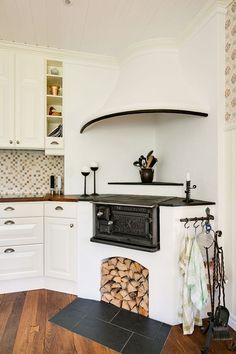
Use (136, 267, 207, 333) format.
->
(45, 217, 76, 281)
(15, 54, 44, 149)
(0, 50, 14, 148)
(0, 202, 44, 281)
(45, 59, 64, 155)
(0, 202, 44, 218)
(44, 202, 77, 218)
(0, 217, 43, 247)
(0, 244, 43, 280)
(0, 50, 44, 149)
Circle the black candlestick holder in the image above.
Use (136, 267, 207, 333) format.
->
(183, 180, 197, 203)
(81, 171, 90, 197)
(90, 166, 99, 196)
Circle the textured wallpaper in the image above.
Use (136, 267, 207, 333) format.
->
(0, 150, 64, 196)
(225, 1, 236, 123)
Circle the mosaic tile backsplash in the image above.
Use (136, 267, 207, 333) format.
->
(0, 150, 64, 196)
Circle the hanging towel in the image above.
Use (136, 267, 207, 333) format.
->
(188, 238, 208, 312)
(179, 229, 206, 334)
(178, 228, 195, 334)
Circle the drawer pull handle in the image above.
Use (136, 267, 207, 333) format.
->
(4, 248, 15, 253)
(70, 224, 74, 228)
(51, 141, 59, 145)
(4, 207, 15, 211)
(55, 206, 63, 211)
(4, 220, 15, 225)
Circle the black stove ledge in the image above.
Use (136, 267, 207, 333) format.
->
(90, 237, 159, 252)
(78, 194, 215, 207)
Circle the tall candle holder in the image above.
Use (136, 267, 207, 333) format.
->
(183, 180, 197, 203)
(81, 169, 90, 197)
(90, 162, 99, 196)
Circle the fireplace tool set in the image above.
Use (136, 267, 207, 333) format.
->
(180, 208, 235, 353)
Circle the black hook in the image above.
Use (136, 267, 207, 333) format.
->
(193, 217, 199, 229)
(184, 218, 190, 229)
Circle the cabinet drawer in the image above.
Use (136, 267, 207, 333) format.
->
(0, 244, 43, 280)
(44, 202, 77, 218)
(0, 217, 43, 246)
(45, 137, 64, 149)
(0, 203, 43, 218)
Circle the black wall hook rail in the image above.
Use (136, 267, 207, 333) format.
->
(179, 207, 214, 224)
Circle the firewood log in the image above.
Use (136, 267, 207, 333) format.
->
(131, 306, 138, 313)
(101, 275, 113, 286)
(122, 301, 130, 311)
(117, 261, 128, 271)
(124, 259, 132, 268)
(111, 299, 121, 307)
(142, 269, 149, 278)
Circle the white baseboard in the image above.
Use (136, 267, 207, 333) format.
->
(229, 314, 236, 331)
(0, 277, 77, 295)
(0, 277, 44, 294)
(44, 277, 77, 295)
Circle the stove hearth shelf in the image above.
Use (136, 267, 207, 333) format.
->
(108, 182, 184, 186)
(90, 237, 159, 252)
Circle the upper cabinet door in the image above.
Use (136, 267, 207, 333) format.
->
(0, 51, 15, 148)
(15, 54, 44, 149)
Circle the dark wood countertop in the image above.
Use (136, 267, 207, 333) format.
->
(0, 194, 215, 206)
(0, 194, 81, 203)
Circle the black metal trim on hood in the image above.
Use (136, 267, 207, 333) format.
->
(80, 108, 208, 133)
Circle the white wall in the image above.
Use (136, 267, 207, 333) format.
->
(64, 13, 224, 202)
(153, 13, 223, 203)
(64, 62, 158, 195)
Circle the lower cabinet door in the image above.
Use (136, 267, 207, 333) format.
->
(45, 217, 76, 281)
(0, 244, 43, 280)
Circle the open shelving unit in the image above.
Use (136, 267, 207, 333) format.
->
(45, 59, 64, 155)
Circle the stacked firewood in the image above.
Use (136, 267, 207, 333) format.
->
(100, 257, 149, 317)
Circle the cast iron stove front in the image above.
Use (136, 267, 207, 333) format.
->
(91, 203, 159, 252)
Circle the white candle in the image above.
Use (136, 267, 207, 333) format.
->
(186, 172, 190, 181)
(81, 166, 90, 173)
(90, 161, 99, 168)
(57, 176, 62, 190)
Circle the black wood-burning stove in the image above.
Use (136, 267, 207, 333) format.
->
(91, 202, 160, 252)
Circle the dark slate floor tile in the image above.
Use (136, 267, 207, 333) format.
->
(67, 298, 120, 322)
(87, 300, 120, 322)
(50, 308, 85, 330)
(111, 309, 162, 339)
(66, 297, 98, 313)
(155, 323, 171, 344)
(73, 317, 132, 352)
(121, 333, 163, 354)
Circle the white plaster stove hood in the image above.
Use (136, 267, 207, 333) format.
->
(80, 49, 208, 133)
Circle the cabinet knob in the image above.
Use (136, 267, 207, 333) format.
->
(16, 140, 20, 144)
(4, 220, 15, 225)
(4, 248, 15, 253)
(9, 140, 13, 144)
(4, 206, 15, 211)
(51, 141, 59, 145)
(70, 224, 74, 228)
(55, 206, 63, 211)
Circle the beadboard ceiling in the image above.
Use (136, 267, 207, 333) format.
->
(0, 0, 219, 56)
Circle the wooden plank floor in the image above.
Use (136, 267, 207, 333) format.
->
(0, 289, 235, 354)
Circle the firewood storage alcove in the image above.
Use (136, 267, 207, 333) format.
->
(100, 257, 149, 317)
